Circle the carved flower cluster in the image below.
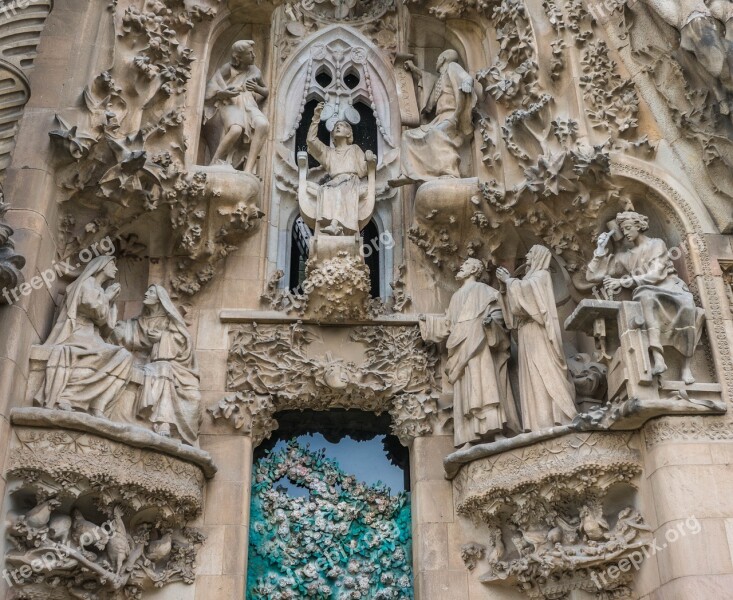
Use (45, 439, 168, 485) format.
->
(248, 441, 413, 599)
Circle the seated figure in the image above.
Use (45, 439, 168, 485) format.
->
(35, 256, 133, 418)
(298, 101, 376, 236)
(113, 285, 202, 444)
(586, 210, 705, 384)
(392, 50, 480, 185)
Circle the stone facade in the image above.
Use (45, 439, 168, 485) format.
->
(0, 0, 732, 598)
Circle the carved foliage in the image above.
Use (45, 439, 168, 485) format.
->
(6, 427, 207, 599)
(211, 322, 440, 445)
(455, 433, 650, 600)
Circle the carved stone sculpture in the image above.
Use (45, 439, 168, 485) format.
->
(497, 245, 576, 431)
(113, 284, 202, 444)
(586, 210, 704, 384)
(34, 256, 134, 418)
(640, 0, 733, 99)
(203, 40, 270, 173)
(298, 101, 377, 236)
(5, 422, 209, 599)
(393, 50, 480, 184)
(420, 258, 520, 447)
(0, 195, 25, 304)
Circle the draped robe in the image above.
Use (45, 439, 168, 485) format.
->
(586, 237, 704, 358)
(420, 280, 520, 447)
(305, 119, 368, 235)
(35, 259, 133, 415)
(114, 293, 201, 445)
(400, 61, 479, 181)
(504, 262, 576, 432)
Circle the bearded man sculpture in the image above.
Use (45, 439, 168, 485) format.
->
(419, 258, 520, 447)
(586, 211, 705, 384)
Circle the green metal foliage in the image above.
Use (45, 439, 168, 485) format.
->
(247, 440, 413, 599)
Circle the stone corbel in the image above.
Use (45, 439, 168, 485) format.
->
(455, 432, 651, 600)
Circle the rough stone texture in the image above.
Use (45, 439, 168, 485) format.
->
(0, 0, 733, 598)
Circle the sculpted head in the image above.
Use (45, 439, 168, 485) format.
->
(615, 211, 649, 243)
(332, 120, 354, 145)
(231, 40, 255, 68)
(143, 285, 160, 306)
(101, 257, 118, 281)
(436, 49, 460, 71)
(456, 258, 484, 281)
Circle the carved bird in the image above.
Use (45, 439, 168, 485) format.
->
(24, 498, 61, 529)
(579, 503, 610, 541)
(145, 531, 173, 563)
(49, 514, 73, 544)
(106, 506, 131, 575)
(72, 509, 108, 550)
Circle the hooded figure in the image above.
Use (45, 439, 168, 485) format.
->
(420, 258, 520, 447)
(113, 285, 201, 444)
(497, 246, 576, 431)
(397, 50, 480, 183)
(36, 256, 133, 417)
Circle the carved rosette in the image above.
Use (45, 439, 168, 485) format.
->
(5, 422, 213, 599)
(454, 433, 651, 600)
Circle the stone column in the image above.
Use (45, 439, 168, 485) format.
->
(195, 432, 254, 599)
(410, 434, 471, 600)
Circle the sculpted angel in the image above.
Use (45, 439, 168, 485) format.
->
(419, 258, 520, 447)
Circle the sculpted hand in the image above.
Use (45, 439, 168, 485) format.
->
(603, 276, 623, 296)
(460, 78, 474, 94)
(217, 87, 240, 100)
(148, 329, 162, 342)
(313, 101, 325, 121)
(365, 150, 376, 163)
(106, 283, 121, 300)
(495, 267, 511, 283)
(245, 80, 264, 95)
(483, 315, 493, 327)
(594, 231, 612, 257)
(418, 314, 426, 322)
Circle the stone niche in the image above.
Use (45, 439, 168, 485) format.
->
(454, 432, 651, 600)
(4, 409, 215, 600)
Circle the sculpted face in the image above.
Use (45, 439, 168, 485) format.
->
(620, 221, 641, 242)
(232, 45, 255, 68)
(332, 121, 352, 142)
(143, 286, 159, 306)
(456, 259, 481, 281)
(102, 259, 118, 279)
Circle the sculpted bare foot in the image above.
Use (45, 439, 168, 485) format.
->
(682, 362, 696, 385)
(652, 351, 668, 377)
